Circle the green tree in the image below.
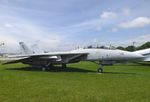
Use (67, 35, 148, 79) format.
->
(125, 45, 135, 51)
(117, 46, 125, 50)
(137, 42, 150, 50)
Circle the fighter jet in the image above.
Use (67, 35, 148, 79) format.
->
(3, 42, 150, 73)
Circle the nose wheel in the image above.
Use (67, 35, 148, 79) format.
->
(97, 64, 104, 73)
(97, 67, 103, 73)
(42, 66, 47, 71)
(91, 61, 104, 73)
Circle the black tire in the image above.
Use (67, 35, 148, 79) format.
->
(42, 67, 46, 71)
(62, 64, 67, 69)
(97, 68, 103, 73)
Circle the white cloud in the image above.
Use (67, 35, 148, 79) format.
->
(4, 23, 14, 28)
(66, 11, 118, 31)
(122, 8, 131, 15)
(0, 34, 20, 53)
(112, 28, 118, 32)
(0, 13, 67, 52)
(119, 17, 150, 28)
(100, 11, 117, 19)
(121, 34, 150, 46)
(62, 18, 103, 32)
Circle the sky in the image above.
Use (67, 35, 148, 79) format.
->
(0, 0, 150, 52)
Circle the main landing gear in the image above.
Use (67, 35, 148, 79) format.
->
(62, 64, 67, 69)
(42, 65, 51, 71)
(41, 64, 67, 71)
(42, 66, 47, 71)
(41, 63, 53, 71)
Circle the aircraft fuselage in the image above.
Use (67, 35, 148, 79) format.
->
(71, 48, 144, 61)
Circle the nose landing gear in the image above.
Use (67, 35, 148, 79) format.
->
(97, 64, 104, 73)
(97, 67, 103, 73)
(91, 61, 104, 73)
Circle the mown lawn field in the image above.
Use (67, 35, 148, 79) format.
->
(0, 61, 150, 102)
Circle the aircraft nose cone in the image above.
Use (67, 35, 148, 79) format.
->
(132, 53, 144, 59)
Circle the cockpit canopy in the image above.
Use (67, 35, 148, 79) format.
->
(85, 45, 116, 50)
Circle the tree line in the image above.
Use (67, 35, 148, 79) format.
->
(117, 42, 150, 51)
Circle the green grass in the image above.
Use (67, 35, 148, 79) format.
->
(0, 62, 150, 102)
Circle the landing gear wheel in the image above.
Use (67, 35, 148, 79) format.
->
(97, 68, 103, 73)
(62, 64, 67, 69)
(42, 67, 46, 71)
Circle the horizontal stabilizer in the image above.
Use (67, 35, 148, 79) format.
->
(2, 59, 24, 65)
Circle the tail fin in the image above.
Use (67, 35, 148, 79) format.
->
(31, 44, 43, 54)
(19, 42, 33, 55)
(134, 48, 150, 61)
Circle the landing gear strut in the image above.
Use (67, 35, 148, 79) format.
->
(91, 61, 104, 73)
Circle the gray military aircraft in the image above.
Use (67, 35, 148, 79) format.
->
(3, 42, 150, 73)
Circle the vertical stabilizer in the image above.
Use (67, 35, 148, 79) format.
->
(31, 44, 43, 54)
(19, 42, 33, 55)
